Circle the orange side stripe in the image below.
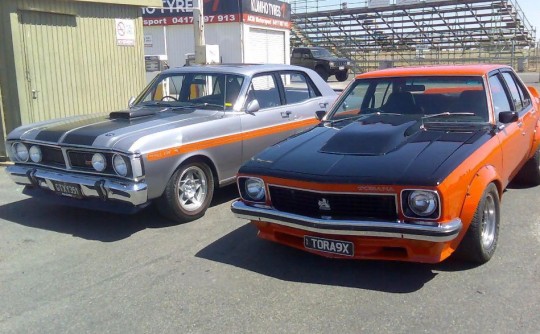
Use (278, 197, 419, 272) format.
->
(147, 118, 319, 162)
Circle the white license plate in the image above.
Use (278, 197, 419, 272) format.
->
(304, 236, 354, 256)
(339, 66, 345, 70)
(52, 181, 82, 198)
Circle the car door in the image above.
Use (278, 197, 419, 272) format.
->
(276, 70, 332, 133)
(489, 71, 531, 182)
(240, 72, 290, 162)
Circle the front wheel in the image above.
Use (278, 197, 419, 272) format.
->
(455, 183, 500, 263)
(157, 161, 214, 223)
(335, 70, 349, 82)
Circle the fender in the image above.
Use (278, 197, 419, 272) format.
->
(528, 119, 540, 157)
(450, 165, 502, 249)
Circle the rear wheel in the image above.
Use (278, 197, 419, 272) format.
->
(315, 66, 329, 82)
(455, 183, 500, 263)
(157, 161, 214, 223)
(516, 146, 540, 186)
(335, 70, 349, 82)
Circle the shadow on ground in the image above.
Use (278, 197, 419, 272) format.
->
(196, 223, 478, 293)
(0, 185, 239, 242)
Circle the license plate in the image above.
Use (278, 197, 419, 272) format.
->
(339, 66, 345, 70)
(304, 236, 354, 256)
(51, 180, 82, 198)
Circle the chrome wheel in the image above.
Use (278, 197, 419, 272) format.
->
(176, 166, 208, 212)
(480, 193, 497, 249)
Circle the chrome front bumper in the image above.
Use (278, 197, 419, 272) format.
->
(6, 165, 148, 206)
(231, 200, 462, 242)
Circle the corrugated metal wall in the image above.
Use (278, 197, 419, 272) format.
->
(6, 0, 147, 126)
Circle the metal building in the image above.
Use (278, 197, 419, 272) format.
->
(0, 0, 161, 156)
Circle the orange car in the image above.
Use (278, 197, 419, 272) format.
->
(231, 65, 540, 264)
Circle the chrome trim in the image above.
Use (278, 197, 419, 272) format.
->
(231, 200, 462, 242)
(6, 165, 148, 206)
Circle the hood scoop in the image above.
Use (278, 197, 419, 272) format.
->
(320, 116, 419, 155)
(110, 109, 156, 120)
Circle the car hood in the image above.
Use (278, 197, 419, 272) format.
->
(316, 56, 349, 62)
(11, 105, 219, 150)
(240, 114, 494, 186)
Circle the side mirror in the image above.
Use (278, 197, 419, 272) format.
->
(498, 111, 519, 124)
(246, 99, 260, 113)
(315, 110, 326, 121)
(128, 96, 136, 108)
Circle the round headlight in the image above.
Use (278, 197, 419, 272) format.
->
(329, 61, 335, 67)
(113, 154, 128, 176)
(408, 190, 438, 217)
(91, 153, 106, 172)
(244, 178, 265, 201)
(13, 143, 29, 162)
(29, 145, 42, 163)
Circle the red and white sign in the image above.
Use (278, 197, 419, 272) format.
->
(116, 19, 136, 46)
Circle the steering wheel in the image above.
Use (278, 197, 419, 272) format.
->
(160, 96, 178, 101)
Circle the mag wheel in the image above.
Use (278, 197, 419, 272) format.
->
(455, 183, 500, 264)
(157, 161, 214, 223)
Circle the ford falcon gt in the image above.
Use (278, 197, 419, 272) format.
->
(5, 64, 337, 223)
(232, 65, 540, 263)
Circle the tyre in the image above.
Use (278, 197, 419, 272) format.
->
(315, 66, 329, 82)
(335, 70, 349, 82)
(157, 161, 214, 223)
(516, 146, 540, 186)
(455, 183, 500, 264)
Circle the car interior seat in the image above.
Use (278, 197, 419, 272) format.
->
(382, 91, 420, 114)
(453, 90, 489, 121)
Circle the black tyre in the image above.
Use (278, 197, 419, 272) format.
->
(516, 146, 540, 186)
(455, 183, 500, 264)
(335, 70, 349, 82)
(315, 66, 329, 82)
(157, 161, 214, 223)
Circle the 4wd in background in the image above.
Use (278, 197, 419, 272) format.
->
(291, 47, 352, 82)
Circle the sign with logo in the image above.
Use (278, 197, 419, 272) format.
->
(115, 19, 135, 46)
(142, 0, 291, 29)
(241, 0, 291, 29)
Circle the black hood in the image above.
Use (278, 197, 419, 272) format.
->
(240, 114, 494, 186)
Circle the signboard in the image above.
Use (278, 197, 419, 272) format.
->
(241, 0, 291, 29)
(115, 19, 135, 46)
(142, 0, 291, 29)
(144, 35, 153, 47)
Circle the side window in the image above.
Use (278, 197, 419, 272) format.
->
(246, 74, 281, 110)
(489, 74, 512, 119)
(291, 50, 301, 59)
(501, 72, 524, 111)
(279, 71, 320, 104)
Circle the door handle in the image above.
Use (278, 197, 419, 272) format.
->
(281, 111, 291, 118)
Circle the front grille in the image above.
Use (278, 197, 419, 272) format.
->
(68, 151, 94, 170)
(269, 186, 397, 221)
(335, 60, 348, 67)
(41, 146, 65, 167)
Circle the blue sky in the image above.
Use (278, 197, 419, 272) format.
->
(295, 0, 539, 41)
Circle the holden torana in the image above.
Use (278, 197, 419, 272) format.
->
(5, 64, 337, 222)
(232, 65, 540, 263)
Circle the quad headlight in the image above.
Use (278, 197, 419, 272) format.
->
(29, 145, 42, 163)
(240, 177, 266, 202)
(12, 142, 29, 162)
(112, 154, 128, 177)
(91, 153, 106, 172)
(405, 190, 439, 218)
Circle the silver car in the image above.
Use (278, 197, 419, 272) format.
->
(5, 64, 337, 222)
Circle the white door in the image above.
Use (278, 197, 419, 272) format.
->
(245, 28, 285, 64)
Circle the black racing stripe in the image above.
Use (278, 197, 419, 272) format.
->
(35, 116, 107, 143)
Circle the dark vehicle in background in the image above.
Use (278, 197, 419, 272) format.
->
(291, 47, 352, 82)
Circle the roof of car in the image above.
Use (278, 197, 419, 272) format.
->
(357, 64, 511, 79)
(162, 64, 311, 77)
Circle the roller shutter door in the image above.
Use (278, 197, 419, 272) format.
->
(246, 28, 285, 64)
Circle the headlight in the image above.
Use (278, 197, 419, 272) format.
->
(407, 190, 438, 217)
(13, 143, 29, 162)
(112, 154, 128, 176)
(91, 153, 106, 172)
(329, 62, 335, 67)
(244, 178, 266, 202)
(29, 145, 42, 163)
